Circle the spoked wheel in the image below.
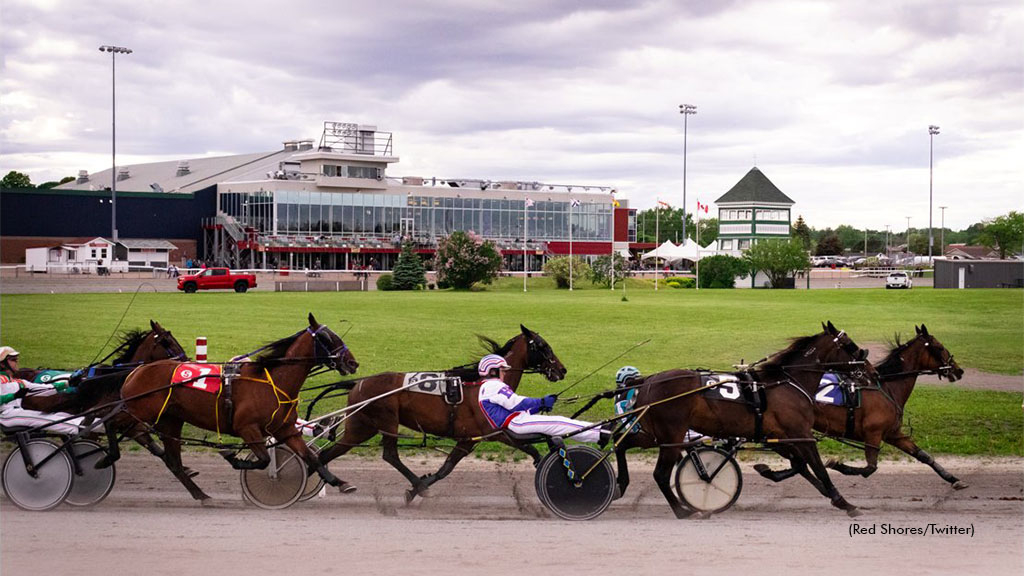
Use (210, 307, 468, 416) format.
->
(673, 446, 743, 514)
(239, 445, 308, 510)
(535, 445, 615, 521)
(298, 444, 325, 502)
(65, 440, 116, 507)
(2, 439, 74, 511)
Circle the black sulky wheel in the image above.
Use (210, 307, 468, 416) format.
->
(2, 439, 74, 511)
(239, 445, 308, 510)
(64, 439, 116, 507)
(535, 445, 615, 521)
(673, 446, 743, 514)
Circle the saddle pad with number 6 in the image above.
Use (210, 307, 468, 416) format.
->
(403, 372, 464, 405)
(171, 363, 223, 394)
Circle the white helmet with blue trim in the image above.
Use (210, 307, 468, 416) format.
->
(478, 354, 510, 377)
(615, 365, 641, 388)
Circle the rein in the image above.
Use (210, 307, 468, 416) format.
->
(552, 338, 651, 398)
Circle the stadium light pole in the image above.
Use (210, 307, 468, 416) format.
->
(928, 125, 940, 263)
(905, 216, 911, 255)
(679, 104, 697, 245)
(939, 205, 947, 257)
(99, 45, 133, 241)
(884, 224, 891, 257)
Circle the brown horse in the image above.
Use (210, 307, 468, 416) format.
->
(316, 324, 566, 502)
(21, 320, 189, 414)
(613, 322, 874, 518)
(115, 314, 358, 502)
(815, 325, 967, 487)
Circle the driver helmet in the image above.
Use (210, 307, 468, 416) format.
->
(615, 366, 641, 400)
(478, 354, 510, 377)
(0, 346, 20, 365)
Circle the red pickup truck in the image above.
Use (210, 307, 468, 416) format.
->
(177, 268, 257, 293)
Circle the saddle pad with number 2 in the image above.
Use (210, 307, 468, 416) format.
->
(171, 363, 223, 394)
(814, 373, 860, 407)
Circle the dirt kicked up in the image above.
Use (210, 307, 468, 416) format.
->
(2, 451, 1021, 576)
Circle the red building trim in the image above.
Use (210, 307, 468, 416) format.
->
(545, 241, 612, 255)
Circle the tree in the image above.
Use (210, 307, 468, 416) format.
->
(433, 231, 502, 289)
(908, 233, 928, 255)
(815, 233, 844, 256)
(38, 176, 74, 189)
(542, 256, 592, 289)
(978, 211, 1024, 259)
(698, 254, 747, 288)
(743, 239, 811, 288)
(791, 215, 811, 250)
(636, 207, 695, 244)
(1, 171, 33, 189)
(391, 241, 426, 290)
(697, 217, 719, 246)
(589, 252, 629, 288)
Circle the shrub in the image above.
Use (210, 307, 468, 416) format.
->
(392, 241, 426, 290)
(664, 276, 695, 289)
(376, 273, 394, 291)
(542, 256, 592, 289)
(698, 255, 748, 289)
(743, 239, 811, 288)
(589, 253, 629, 287)
(433, 231, 503, 290)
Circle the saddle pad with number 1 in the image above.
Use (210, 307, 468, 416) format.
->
(171, 363, 223, 394)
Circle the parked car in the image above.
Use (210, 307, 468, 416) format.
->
(885, 271, 913, 289)
(177, 268, 257, 293)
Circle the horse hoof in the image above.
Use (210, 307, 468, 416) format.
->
(952, 480, 969, 490)
(752, 463, 770, 476)
(612, 485, 623, 501)
(404, 490, 417, 505)
(338, 482, 357, 494)
(199, 497, 215, 507)
(825, 458, 840, 468)
(846, 507, 863, 518)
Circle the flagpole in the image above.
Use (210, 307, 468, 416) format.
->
(569, 199, 574, 291)
(655, 203, 660, 291)
(696, 199, 701, 291)
(523, 199, 528, 292)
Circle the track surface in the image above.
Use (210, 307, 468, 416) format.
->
(2, 452, 1021, 575)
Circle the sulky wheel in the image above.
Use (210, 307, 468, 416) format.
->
(64, 440, 116, 507)
(240, 445, 308, 510)
(2, 439, 74, 511)
(673, 446, 743, 514)
(298, 444, 326, 502)
(535, 445, 615, 521)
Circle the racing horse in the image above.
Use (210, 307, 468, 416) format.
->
(316, 324, 566, 502)
(20, 320, 188, 415)
(759, 324, 967, 488)
(613, 322, 874, 518)
(113, 314, 359, 503)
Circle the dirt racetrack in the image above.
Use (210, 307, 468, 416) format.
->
(2, 451, 1021, 576)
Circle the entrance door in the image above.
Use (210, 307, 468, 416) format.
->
(400, 217, 414, 240)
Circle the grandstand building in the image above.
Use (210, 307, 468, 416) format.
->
(2, 122, 637, 270)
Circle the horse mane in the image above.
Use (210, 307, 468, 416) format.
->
(755, 333, 823, 374)
(252, 330, 304, 369)
(877, 333, 911, 375)
(112, 329, 148, 365)
(447, 334, 518, 381)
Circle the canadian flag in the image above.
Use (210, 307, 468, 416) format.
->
(696, 201, 709, 214)
(657, 200, 671, 208)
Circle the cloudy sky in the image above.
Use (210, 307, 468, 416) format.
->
(2, 0, 1021, 230)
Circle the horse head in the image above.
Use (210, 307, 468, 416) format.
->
(910, 324, 963, 382)
(307, 313, 359, 375)
(518, 324, 567, 382)
(142, 320, 189, 363)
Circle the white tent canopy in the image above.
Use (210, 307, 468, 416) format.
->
(641, 240, 719, 263)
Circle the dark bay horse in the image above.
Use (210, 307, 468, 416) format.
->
(317, 324, 566, 502)
(21, 320, 188, 414)
(817, 325, 967, 487)
(116, 314, 359, 502)
(614, 322, 873, 518)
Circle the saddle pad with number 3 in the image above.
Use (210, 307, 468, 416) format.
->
(171, 363, 223, 394)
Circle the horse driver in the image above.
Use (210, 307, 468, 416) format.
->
(0, 346, 89, 435)
(476, 354, 610, 445)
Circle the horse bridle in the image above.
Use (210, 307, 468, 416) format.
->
(307, 325, 352, 373)
(524, 336, 561, 379)
(152, 329, 189, 362)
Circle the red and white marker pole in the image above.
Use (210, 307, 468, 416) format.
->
(195, 337, 207, 362)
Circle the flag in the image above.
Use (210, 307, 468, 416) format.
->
(657, 200, 671, 208)
(697, 201, 709, 213)
(570, 198, 580, 207)
(612, 198, 620, 207)
(525, 198, 535, 208)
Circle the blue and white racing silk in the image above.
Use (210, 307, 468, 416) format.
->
(614, 388, 640, 433)
(477, 378, 543, 429)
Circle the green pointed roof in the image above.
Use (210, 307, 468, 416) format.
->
(715, 167, 794, 205)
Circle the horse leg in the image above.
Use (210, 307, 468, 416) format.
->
(279, 433, 356, 494)
(614, 446, 630, 500)
(653, 446, 696, 519)
(379, 434, 427, 503)
(94, 425, 123, 469)
(219, 425, 274, 470)
(889, 434, 968, 489)
(794, 443, 861, 517)
(826, 436, 881, 478)
(407, 440, 478, 503)
(752, 462, 801, 483)
(149, 420, 211, 502)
